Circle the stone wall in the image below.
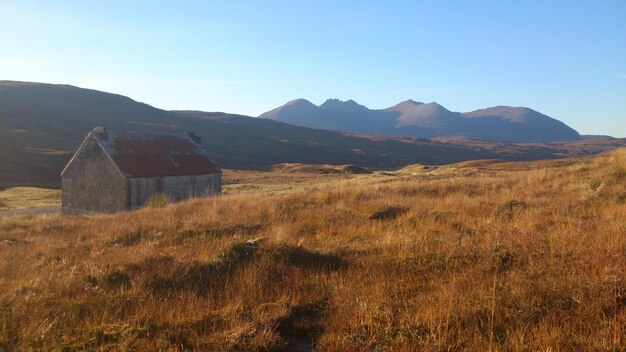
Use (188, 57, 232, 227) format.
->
(128, 173, 221, 209)
(61, 136, 128, 214)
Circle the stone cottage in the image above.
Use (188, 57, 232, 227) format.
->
(61, 127, 221, 214)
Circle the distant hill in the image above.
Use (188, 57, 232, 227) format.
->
(580, 135, 615, 140)
(1, 81, 624, 188)
(259, 99, 582, 142)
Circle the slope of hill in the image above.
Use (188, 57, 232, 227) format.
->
(2, 150, 625, 350)
(1, 81, 623, 189)
(259, 98, 582, 142)
(459, 106, 581, 142)
(0, 81, 177, 188)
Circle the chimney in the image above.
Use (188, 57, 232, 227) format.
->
(186, 131, 201, 144)
(92, 126, 108, 141)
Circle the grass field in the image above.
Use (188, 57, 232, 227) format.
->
(0, 187, 60, 210)
(1, 150, 625, 351)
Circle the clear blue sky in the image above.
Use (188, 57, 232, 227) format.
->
(1, 1, 625, 136)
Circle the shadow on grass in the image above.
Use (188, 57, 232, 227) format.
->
(137, 241, 347, 296)
(369, 206, 408, 220)
(176, 223, 263, 243)
(275, 301, 329, 352)
(270, 245, 348, 271)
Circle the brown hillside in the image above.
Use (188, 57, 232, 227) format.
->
(1, 150, 624, 350)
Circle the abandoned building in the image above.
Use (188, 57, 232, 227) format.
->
(61, 127, 221, 214)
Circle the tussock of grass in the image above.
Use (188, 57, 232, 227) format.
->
(1, 150, 626, 350)
(106, 232, 143, 247)
(101, 270, 132, 290)
(145, 192, 169, 208)
(176, 223, 263, 242)
(369, 206, 409, 220)
(496, 199, 528, 220)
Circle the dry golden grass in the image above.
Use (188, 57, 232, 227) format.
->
(0, 187, 60, 210)
(220, 168, 360, 195)
(1, 150, 625, 351)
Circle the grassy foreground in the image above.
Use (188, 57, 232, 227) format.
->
(1, 151, 625, 351)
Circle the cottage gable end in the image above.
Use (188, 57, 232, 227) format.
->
(61, 133, 128, 214)
(61, 132, 125, 179)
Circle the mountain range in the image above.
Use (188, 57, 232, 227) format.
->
(259, 99, 581, 143)
(1, 81, 624, 188)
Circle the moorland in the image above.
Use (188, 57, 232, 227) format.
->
(1, 150, 624, 351)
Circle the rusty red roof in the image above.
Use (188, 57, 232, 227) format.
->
(94, 130, 219, 177)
